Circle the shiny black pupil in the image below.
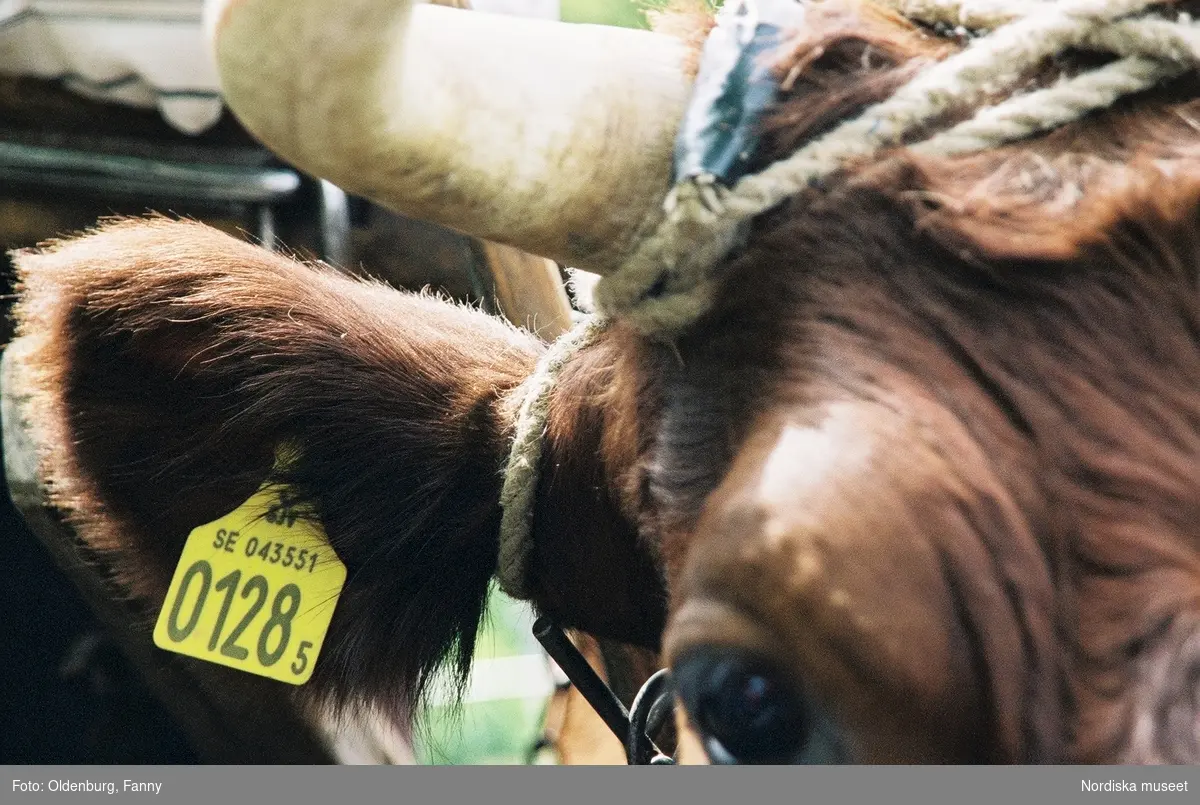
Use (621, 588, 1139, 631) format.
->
(674, 648, 809, 764)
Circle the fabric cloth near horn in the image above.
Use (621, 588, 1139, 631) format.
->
(673, 0, 808, 187)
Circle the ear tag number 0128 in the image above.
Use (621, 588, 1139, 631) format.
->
(153, 484, 346, 685)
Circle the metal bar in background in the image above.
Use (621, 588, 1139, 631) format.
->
(0, 141, 301, 203)
(533, 616, 632, 743)
(319, 179, 352, 268)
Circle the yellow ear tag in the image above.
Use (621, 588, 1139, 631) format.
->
(153, 478, 346, 685)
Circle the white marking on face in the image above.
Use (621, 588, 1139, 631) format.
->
(756, 405, 876, 513)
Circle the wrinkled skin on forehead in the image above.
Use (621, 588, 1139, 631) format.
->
(12, 0, 1200, 765)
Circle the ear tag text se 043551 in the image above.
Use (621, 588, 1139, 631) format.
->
(153, 480, 346, 685)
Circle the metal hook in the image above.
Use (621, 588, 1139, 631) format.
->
(532, 616, 674, 765)
(626, 668, 676, 765)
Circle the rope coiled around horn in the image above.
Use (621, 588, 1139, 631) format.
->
(593, 0, 1200, 337)
(496, 0, 1200, 600)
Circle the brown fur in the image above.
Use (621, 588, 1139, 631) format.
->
(526, 325, 669, 647)
(656, 166, 1200, 761)
(646, 2, 1200, 763)
(13, 0, 1200, 763)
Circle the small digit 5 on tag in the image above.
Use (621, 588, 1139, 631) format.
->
(153, 484, 346, 685)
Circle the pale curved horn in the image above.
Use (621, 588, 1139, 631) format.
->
(205, 0, 694, 273)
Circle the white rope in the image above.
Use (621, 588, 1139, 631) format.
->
(913, 54, 1186, 155)
(593, 0, 1200, 337)
(497, 316, 607, 599)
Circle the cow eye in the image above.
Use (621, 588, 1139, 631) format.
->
(673, 646, 810, 764)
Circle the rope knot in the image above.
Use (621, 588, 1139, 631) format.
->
(665, 173, 730, 218)
(593, 173, 750, 336)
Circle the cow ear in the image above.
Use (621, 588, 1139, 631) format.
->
(9, 216, 539, 722)
(10, 219, 288, 605)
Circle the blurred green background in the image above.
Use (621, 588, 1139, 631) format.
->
(414, 590, 550, 765)
(561, 0, 651, 29)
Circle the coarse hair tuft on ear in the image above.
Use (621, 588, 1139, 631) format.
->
(10, 215, 541, 723)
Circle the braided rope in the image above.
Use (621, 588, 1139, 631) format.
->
(914, 54, 1187, 154)
(497, 316, 607, 599)
(593, 0, 1200, 337)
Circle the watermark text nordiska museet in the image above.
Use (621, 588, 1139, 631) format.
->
(1082, 779, 1188, 793)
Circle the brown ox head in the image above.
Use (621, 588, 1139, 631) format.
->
(11, 0, 1200, 764)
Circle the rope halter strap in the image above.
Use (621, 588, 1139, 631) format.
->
(497, 317, 607, 600)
